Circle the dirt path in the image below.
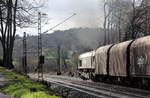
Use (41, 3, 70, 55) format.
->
(0, 72, 13, 98)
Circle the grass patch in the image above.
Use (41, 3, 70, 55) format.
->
(45, 56, 57, 59)
(0, 67, 60, 98)
(21, 91, 58, 98)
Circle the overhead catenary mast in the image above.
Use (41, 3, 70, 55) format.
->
(37, 13, 76, 79)
(37, 12, 44, 80)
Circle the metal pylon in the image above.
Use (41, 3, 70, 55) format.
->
(37, 12, 43, 80)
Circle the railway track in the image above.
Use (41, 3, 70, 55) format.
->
(49, 75, 150, 97)
(29, 74, 150, 98)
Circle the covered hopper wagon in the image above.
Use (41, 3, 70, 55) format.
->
(78, 36, 150, 89)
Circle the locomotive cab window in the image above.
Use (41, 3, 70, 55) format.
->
(79, 60, 82, 66)
(93, 56, 95, 62)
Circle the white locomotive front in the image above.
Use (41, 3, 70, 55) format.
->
(78, 51, 95, 79)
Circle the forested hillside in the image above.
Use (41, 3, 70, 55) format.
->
(12, 28, 106, 58)
(4, 28, 109, 72)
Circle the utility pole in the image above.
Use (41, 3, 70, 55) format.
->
(22, 32, 27, 75)
(57, 45, 61, 75)
(37, 12, 44, 80)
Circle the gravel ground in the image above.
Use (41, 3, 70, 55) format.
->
(50, 83, 100, 98)
(0, 93, 12, 98)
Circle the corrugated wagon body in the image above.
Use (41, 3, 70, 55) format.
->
(78, 51, 95, 70)
(95, 45, 111, 75)
(130, 36, 150, 77)
(109, 41, 132, 77)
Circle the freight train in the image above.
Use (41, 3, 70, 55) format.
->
(78, 35, 150, 89)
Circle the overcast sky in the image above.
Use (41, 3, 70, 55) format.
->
(17, 0, 103, 36)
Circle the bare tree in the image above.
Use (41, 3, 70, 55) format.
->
(0, 0, 44, 68)
(0, 0, 18, 68)
(103, 0, 112, 45)
(103, 0, 108, 45)
(124, 0, 150, 40)
(103, 0, 132, 44)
